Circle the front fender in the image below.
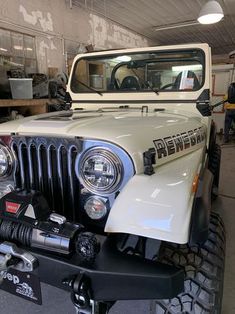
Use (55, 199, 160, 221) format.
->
(105, 148, 205, 244)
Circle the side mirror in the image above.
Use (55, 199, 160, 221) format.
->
(196, 89, 211, 116)
(196, 102, 211, 116)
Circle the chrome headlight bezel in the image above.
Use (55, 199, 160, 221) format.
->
(0, 143, 13, 178)
(78, 147, 123, 195)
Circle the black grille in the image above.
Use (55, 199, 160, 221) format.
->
(11, 137, 82, 221)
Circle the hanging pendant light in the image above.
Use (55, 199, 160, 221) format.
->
(198, 1, 224, 24)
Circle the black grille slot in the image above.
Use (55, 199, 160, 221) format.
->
(12, 137, 81, 220)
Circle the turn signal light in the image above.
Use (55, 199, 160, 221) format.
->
(192, 174, 199, 193)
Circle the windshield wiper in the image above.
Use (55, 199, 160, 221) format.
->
(130, 68, 159, 95)
(75, 78, 103, 96)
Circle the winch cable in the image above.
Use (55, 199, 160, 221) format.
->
(0, 219, 32, 247)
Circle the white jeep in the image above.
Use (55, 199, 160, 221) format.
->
(0, 43, 225, 314)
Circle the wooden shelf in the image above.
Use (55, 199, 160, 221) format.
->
(0, 99, 58, 115)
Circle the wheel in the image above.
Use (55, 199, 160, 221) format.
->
(151, 212, 225, 314)
(209, 144, 221, 200)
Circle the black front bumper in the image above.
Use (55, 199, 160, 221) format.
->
(30, 238, 184, 301)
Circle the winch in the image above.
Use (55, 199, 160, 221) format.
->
(0, 190, 100, 263)
(0, 190, 103, 313)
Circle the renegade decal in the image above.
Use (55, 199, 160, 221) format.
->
(153, 127, 206, 159)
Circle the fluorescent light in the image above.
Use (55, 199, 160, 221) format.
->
(154, 20, 199, 32)
(172, 64, 202, 72)
(198, 1, 224, 24)
(0, 48, 8, 52)
(5, 60, 23, 67)
(115, 55, 131, 62)
(26, 47, 33, 51)
(13, 45, 23, 50)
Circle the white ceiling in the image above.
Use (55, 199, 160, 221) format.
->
(72, 0, 235, 59)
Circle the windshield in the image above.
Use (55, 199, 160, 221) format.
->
(71, 49, 205, 94)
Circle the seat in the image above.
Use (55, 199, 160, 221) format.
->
(173, 70, 200, 90)
(120, 76, 140, 90)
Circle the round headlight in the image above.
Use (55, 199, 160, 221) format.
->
(0, 144, 13, 177)
(79, 148, 123, 194)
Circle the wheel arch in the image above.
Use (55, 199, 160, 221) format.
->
(105, 147, 206, 244)
(189, 166, 213, 246)
(208, 120, 217, 154)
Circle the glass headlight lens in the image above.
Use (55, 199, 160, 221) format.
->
(79, 148, 123, 194)
(0, 144, 12, 177)
(84, 196, 107, 220)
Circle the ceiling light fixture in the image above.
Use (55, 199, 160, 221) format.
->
(115, 56, 131, 62)
(172, 64, 202, 72)
(229, 50, 235, 59)
(197, 1, 224, 24)
(154, 1, 224, 32)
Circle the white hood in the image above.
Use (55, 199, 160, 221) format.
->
(0, 109, 206, 173)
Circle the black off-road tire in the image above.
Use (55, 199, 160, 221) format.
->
(151, 212, 225, 314)
(209, 144, 221, 200)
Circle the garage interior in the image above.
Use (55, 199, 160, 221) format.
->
(0, 0, 235, 313)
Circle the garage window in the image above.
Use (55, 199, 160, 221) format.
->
(0, 29, 37, 97)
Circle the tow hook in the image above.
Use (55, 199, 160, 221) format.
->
(64, 274, 113, 314)
(63, 274, 92, 314)
(0, 241, 38, 283)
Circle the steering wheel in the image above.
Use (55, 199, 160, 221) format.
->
(115, 78, 121, 89)
(160, 83, 175, 90)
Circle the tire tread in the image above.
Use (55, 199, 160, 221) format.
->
(151, 213, 225, 314)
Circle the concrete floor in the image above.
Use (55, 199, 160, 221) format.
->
(0, 141, 234, 314)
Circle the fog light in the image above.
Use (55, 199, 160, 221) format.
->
(84, 196, 107, 220)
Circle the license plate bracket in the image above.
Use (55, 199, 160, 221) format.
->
(0, 268, 42, 305)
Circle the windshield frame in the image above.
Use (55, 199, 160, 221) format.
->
(70, 48, 206, 95)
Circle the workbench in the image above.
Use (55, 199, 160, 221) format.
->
(0, 99, 57, 116)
